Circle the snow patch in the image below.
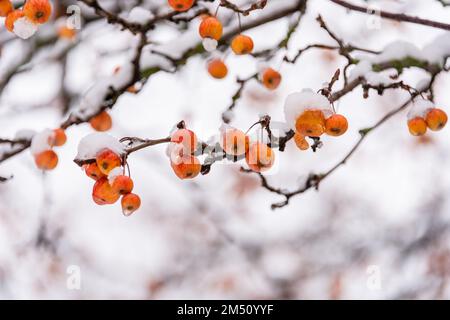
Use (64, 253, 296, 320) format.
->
(76, 133, 125, 161)
(202, 38, 218, 52)
(128, 7, 154, 25)
(407, 99, 434, 120)
(108, 167, 123, 185)
(284, 90, 332, 130)
(13, 17, 38, 40)
(30, 129, 54, 155)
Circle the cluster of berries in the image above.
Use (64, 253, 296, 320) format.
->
(31, 128, 66, 170)
(293, 110, 348, 151)
(167, 125, 275, 176)
(1, 0, 52, 39)
(284, 91, 349, 151)
(199, 15, 254, 55)
(84, 149, 141, 216)
(199, 15, 282, 90)
(221, 126, 275, 173)
(168, 1, 282, 90)
(407, 100, 447, 136)
(167, 128, 202, 179)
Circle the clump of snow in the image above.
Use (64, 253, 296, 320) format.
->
(423, 33, 450, 65)
(110, 62, 134, 89)
(284, 89, 332, 130)
(15, 129, 36, 140)
(13, 17, 38, 40)
(269, 120, 293, 135)
(108, 167, 124, 185)
(30, 129, 54, 155)
(372, 41, 424, 64)
(76, 133, 125, 161)
(349, 59, 395, 85)
(128, 7, 154, 25)
(202, 38, 218, 52)
(407, 99, 434, 120)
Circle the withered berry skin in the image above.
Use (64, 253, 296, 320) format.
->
(408, 117, 427, 136)
(121, 193, 141, 216)
(96, 149, 122, 175)
(325, 114, 348, 137)
(34, 150, 58, 170)
(168, 0, 194, 12)
(425, 108, 447, 131)
(171, 155, 201, 179)
(92, 177, 120, 205)
(245, 142, 275, 173)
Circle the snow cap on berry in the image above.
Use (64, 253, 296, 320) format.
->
(284, 89, 332, 130)
(76, 133, 124, 161)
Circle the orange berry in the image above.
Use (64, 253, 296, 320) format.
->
(199, 16, 223, 40)
(34, 150, 58, 171)
(0, 0, 13, 17)
(84, 163, 106, 181)
(92, 177, 120, 205)
(171, 155, 201, 179)
(58, 25, 76, 39)
(407, 117, 427, 136)
(425, 108, 447, 131)
(325, 114, 348, 137)
(207, 59, 228, 79)
(111, 175, 134, 195)
(49, 128, 67, 147)
(231, 34, 254, 55)
(96, 149, 122, 175)
(89, 111, 112, 132)
(121, 193, 141, 216)
(171, 129, 198, 155)
(168, 0, 194, 12)
(23, 0, 52, 24)
(221, 128, 249, 156)
(262, 68, 282, 90)
(295, 110, 326, 137)
(245, 142, 275, 173)
(5, 10, 24, 32)
(294, 132, 309, 151)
